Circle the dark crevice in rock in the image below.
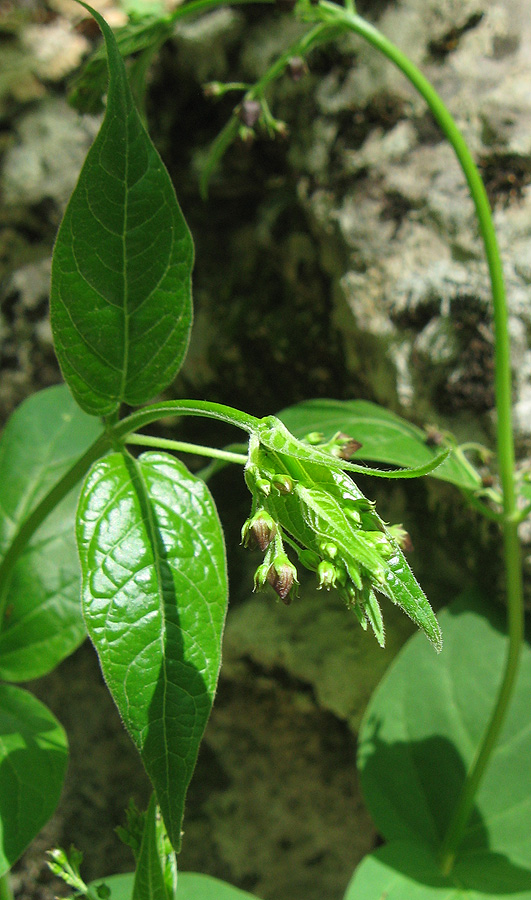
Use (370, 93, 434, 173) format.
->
(428, 12, 484, 61)
(478, 152, 531, 208)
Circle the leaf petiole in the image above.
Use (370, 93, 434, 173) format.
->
(126, 432, 248, 465)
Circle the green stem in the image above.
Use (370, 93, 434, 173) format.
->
(126, 432, 248, 465)
(0, 874, 14, 900)
(0, 400, 257, 629)
(170, 0, 276, 22)
(313, 2, 523, 871)
(113, 399, 260, 440)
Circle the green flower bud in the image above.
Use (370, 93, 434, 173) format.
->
(317, 560, 337, 590)
(272, 474, 294, 494)
(253, 562, 271, 591)
(319, 540, 338, 559)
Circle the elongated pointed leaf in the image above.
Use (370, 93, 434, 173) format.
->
(0, 386, 103, 680)
(358, 591, 531, 868)
(0, 682, 68, 876)
(345, 841, 531, 900)
(278, 400, 482, 490)
(132, 794, 170, 900)
(77, 451, 227, 850)
(51, 3, 193, 416)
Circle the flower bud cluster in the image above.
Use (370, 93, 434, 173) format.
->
(241, 423, 442, 650)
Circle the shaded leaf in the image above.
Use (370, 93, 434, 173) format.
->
(358, 591, 531, 868)
(77, 451, 227, 850)
(278, 399, 481, 490)
(0, 386, 103, 681)
(91, 872, 262, 900)
(345, 841, 531, 900)
(51, 3, 193, 416)
(0, 683, 68, 877)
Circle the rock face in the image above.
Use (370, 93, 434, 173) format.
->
(2, 2, 531, 899)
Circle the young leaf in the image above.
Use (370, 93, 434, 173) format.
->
(0, 386, 103, 680)
(0, 683, 68, 877)
(358, 591, 531, 866)
(132, 794, 172, 900)
(278, 399, 482, 490)
(77, 451, 228, 851)
(51, 2, 193, 416)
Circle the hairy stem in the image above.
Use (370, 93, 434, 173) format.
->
(313, 2, 523, 870)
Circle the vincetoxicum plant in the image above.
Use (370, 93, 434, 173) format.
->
(0, 1, 529, 899)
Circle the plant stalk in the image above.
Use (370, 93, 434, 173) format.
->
(0, 874, 14, 900)
(313, 2, 524, 870)
(126, 432, 248, 465)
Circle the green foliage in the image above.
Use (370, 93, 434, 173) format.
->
(279, 399, 482, 490)
(243, 426, 442, 649)
(0, 1, 527, 899)
(51, 3, 193, 416)
(0, 386, 102, 680)
(358, 593, 531, 865)
(77, 450, 227, 850)
(0, 684, 67, 878)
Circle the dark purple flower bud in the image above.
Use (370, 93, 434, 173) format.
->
(242, 510, 277, 551)
(267, 554, 298, 604)
(272, 474, 294, 493)
(287, 56, 308, 82)
(239, 99, 261, 128)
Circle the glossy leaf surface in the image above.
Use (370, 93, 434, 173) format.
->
(0, 682, 68, 876)
(0, 385, 102, 680)
(78, 451, 227, 850)
(51, 4, 193, 415)
(279, 399, 481, 490)
(358, 592, 531, 867)
(345, 841, 531, 900)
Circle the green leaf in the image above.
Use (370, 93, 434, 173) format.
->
(0, 385, 103, 680)
(91, 872, 262, 900)
(358, 591, 531, 868)
(77, 451, 228, 850)
(132, 794, 172, 900)
(51, 2, 194, 416)
(345, 840, 531, 900)
(278, 399, 482, 490)
(0, 682, 68, 876)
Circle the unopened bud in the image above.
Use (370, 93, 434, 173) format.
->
(388, 524, 413, 553)
(253, 562, 271, 591)
(239, 99, 261, 128)
(267, 554, 298, 604)
(287, 56, 308, 82)
(317, 560, 337, 590)
(303, 431, 324, 445)
(242, 511, 277, 551)
(319, 540, 338, 559)
(203, 82, 223, 98)
(272, 474, 294, 493)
